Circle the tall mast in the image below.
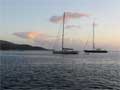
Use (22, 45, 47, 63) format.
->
(62, 12, 65, 51)
(93, 21, 95, 49)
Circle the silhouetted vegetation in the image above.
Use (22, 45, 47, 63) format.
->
(0, 40, 48, 51)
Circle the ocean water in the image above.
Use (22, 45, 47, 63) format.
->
(0, 51, 120, 90)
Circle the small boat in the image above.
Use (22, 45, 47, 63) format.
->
(84, 21, 108, 53)
(53, 12, 79, 54)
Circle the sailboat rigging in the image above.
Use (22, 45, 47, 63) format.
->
(84, 21, 108, 53)
(53, 12, 79, 54)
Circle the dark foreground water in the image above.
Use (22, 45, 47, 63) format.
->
(0, 51, 120, 90)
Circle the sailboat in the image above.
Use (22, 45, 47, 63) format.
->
(84, 22, 108, 53)
(53, 12, 79, 54)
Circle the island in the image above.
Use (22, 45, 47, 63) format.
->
(0, 40, 48, 51)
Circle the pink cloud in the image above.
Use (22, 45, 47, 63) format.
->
(50, 16, 63, 23)
(13, 32, 43, 40)
(50, 12, 89, 23)
(65, 12, 89, 19)
(65, 25, 80, 29)
(13, 32, 55, 41)
(13, 32, 55, 49)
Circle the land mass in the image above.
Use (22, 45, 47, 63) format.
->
(0, 40, 48, 50)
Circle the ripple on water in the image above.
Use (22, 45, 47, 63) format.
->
(1, 63, 120, 90)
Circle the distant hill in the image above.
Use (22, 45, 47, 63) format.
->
(0, 40, 48, 50)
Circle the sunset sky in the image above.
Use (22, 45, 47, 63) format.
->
(0, 0, 120, 50)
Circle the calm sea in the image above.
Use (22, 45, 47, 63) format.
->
(0, 51, 120, 90)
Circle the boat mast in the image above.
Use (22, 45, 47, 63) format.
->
(93, 21, 95, 49)
(62, 12, 65, 51)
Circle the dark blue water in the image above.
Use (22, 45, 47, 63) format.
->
(0, 51, 120, 90)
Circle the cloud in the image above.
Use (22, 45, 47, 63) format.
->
(13, 32, 56, 49)
(65, 25, 80, 29)
(50, 12, 89, 23)
(50, 16, 63, 24)
(65, 12, 89, 19)
(13, 31, 55, 42)
(13, 32, 42, 40)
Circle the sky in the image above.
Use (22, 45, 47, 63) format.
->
(0, 0, 120, 50)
